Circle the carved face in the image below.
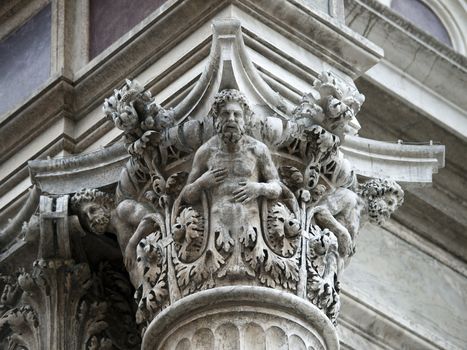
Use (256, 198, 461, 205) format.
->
(216, 101, 245, 144)
(367, 193, 399, 225)
(294, 101, 324, 126)
(79, 202, 111, 234)
(309, 228, 337, 257)
(322, 97, 355, 141)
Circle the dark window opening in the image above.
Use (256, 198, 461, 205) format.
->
(0, 4, 51, 116)
(391, 0, 452, 47)
(89, 0, 167, 59)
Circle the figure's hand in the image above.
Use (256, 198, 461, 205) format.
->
(141, 130, 161, 145)
(124, 243, 137, 272)
(233, 181, 261, 204)
(195, 168, 228, 189)
(132, 130, 161, 155)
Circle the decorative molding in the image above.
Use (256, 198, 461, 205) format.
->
(0, 3, 453, 348)
(339, 291, 448, 350)
(142, 286, 340, 350)
(64, 19, 412, 334)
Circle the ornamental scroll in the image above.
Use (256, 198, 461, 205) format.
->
(69, 66, 403, 332)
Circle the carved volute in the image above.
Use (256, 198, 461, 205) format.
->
(90, 19, 404, 349)
(0, 15, 445, 350)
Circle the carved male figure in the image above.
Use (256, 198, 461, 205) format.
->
(181, 89, 282, 262)
(71, 188, 163, 284)
(312, 178, 404, 274)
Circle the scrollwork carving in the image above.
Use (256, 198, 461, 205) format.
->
(94, 70, 404, 329)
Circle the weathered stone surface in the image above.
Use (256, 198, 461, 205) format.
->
(343, 224, 467, 349)
(142, 286, 339, 350)
(59, 21, 412, 346)
(0, 9, 448, 350)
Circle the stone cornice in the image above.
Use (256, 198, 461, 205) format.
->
(339, 291, 447, 350)
(347, 0, 467, 66)
(345, 0, 467, 112)
(0, 75, 74, 165)
(0, 0, 49, 41)
(355, 77, 467, 264)
(28, 143, 128, 194)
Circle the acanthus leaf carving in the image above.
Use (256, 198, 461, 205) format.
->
(134, 231, 169, 326)
(65, 20, 406, 330)
(1, 257, 141, 350)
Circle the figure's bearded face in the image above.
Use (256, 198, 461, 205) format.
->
(367, 193, 398, 225)
(80, 202, 111, 234)
(215, 101, 246, 144)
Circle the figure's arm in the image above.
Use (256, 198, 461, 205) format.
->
(124, 212, 165, 270)
(259, 145, 282, 199)
(182, 146, 227, 203)
(115, 199, 152, 249)
(314, 206, 353, 258)
(233, 144, 281, 203)
(320, 188, 362, 240)
(116, 199, 152, 229)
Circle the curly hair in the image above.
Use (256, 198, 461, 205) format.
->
(70, 188, 115, 213)
(211, 89, 252, 121)
(358, 178, 404, 225)
(358, 178, 404, 206)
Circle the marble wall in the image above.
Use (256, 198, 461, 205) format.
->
(342, 224, 467, 349)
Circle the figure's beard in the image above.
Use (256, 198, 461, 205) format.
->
(90, 213, 110, 234)
(368, 198, 390, 225)
(217, 122, 245, 144)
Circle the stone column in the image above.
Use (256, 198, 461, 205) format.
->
(143, 286, 339, 350)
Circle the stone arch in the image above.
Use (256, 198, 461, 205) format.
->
(389, 0, 467, 54)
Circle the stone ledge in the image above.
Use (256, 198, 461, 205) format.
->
(339, 291, 446, 350)
(346, 0, 467, 111)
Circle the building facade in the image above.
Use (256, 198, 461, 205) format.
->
(0, 0, 465, 349)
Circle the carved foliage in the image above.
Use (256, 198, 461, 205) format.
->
(173, 207, 205, 262)
(242, 230, 301, 290)
(101, 71, 404, 329)
(172, 201, 226, 296)
(266, 203, 301, 257)
(0, 260, 140, 350)
(306, 226, 340, 325)
(103, 79, 173, 138)
(0, 272, 38, 350)
(80, 262, 141, 350)
(134, 232, 169, 325)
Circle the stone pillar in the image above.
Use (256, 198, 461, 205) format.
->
(143, 286, 338, 350)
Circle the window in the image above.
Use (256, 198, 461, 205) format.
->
(0, 4, 51, 116)
(391, 0, 452, 47)
(89, 0, 167, 59)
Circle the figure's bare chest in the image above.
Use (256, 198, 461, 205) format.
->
(208, 151, 258, 178)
